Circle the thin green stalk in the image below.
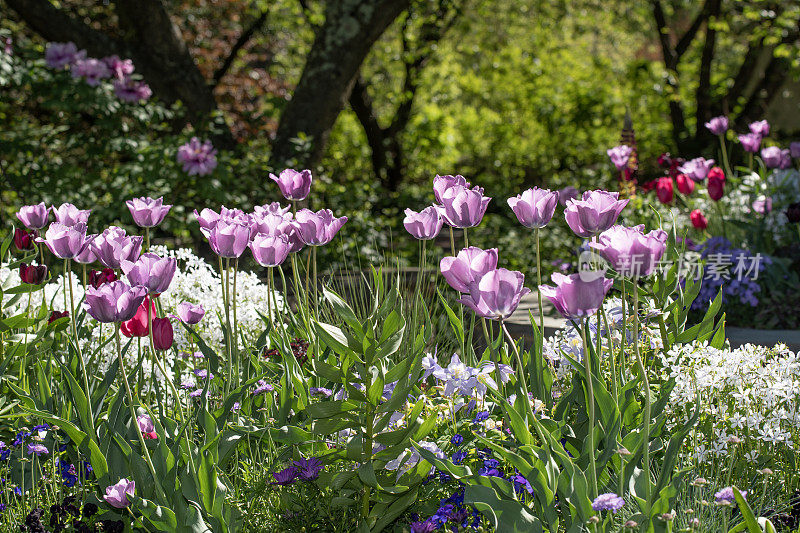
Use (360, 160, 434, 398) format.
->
(581, 318, 598, 499)
(619, 281, 627, 379)
(267, 267, 274, 328)
(463, 227, 469, 248)
(501, 319, 529, 404)
(483, 319, 504, 398)
(144, 227, 150, 253)
(66, 259, 94, 426)
(233, 258, 240, 388)
(633, 282, 651, 505)
(449, 226, 456, 256)
(114, 326, 167, 503)
(534, 227, 545, 402)
(718, 135, 733, 179)
(223, 258, 232, 396)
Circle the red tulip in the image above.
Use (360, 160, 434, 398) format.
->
(120, 296, 155, 338)
(676, 174, 695, 195)
(655, 177, 673, 204)
(707, 172, 725, 201)
(19, 263, 48, 285)
(89, 268, 117, 289)
(14, 228, 36, 251)
(690, 210, 708, 230)
(151, 317, 173, 351)
(48, 310, 69, 323)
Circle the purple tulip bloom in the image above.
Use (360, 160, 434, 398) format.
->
(71, 58, 111, 86)
(295, 208, 348, 246)
(293, 457, 324, 481)
(606, 145, 633, 170)
(120, 252, 176, 294)
(564, 190, 628, 238)
(203, 218, 250, 258)
(558, 186, 580, 206)
(761, 146, 783, 169)
(404, 206, 444, 240)
(45, 42, 85, 69)
(36, 222, 92, 259)
(270, 466, 298, 485)
(440, 247, 498, 293)
(749, 120, 769, 137)
(126, 196, 172, 227)
(440, 185, 491, 228)
(254, 202, 291, 217)
(590, 224, 668, 278)
(177, 302, 205, 324)
(270, 169, 313, 201)
(790, 142, 800, 159)
(705, 116, 728, 136)
(16, 203, 49, 230)
(177, 137, 218, 176)
(249, 211, 292, 238)
(779, 149, 792, 169)
(103, 55, 134, 79)
(433, 174, 470, 204)
(738, 132, 762, 153)
(73, 235, 98, 264)
(592, 493, 625, 513)
(507, 187, 559, 228)
(52, 203, 90, 226)
(250, 233, 291, 267)
(678, 157, 715, 182)
(539, 272, 612, 319)
(103, 478, 135, 508)
(92, 226, 143, 269)
(83, 281, 148, 323)
(458, 268, 530, 320)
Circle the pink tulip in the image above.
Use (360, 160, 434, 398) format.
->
(458, 268, 530, 320)
(440, 185, 491, 228)
(250, 233, 292, 267)
(295, 209, 347, 246)
(404, 206, 443, 240)
(564, 190, 628, 238)
(590, 225, 668, 278)
(440, 247, 498, 293)
(507, 187, 559, 228)
(270, 169, 313, 201)
(539, 272, 612, 319)
(126, 196, 172, 228)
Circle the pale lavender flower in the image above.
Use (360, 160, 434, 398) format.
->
(71, 58, 111, 86)
(705, 116, 728, 136)
(592, 493, 624, 513)
(113, 77, 152, 103)
(607, 145, 633, 170)
(45, 42, 85, 69)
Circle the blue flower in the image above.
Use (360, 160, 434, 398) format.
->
(472, 411, 490, 424)
(510, 472, 533, 495)
(452, 450, 468, 465)
(478, 459, 501, 477)
(450, 433, 464, 446)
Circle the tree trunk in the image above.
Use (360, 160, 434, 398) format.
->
(270, 0, 411, 170)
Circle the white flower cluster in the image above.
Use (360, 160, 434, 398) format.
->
(1, 246, 281, 380)
(660, 341, 800, 463)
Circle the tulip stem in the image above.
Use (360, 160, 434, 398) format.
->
(233, 258, 240, 389)
(718, 135, 733, 179)
(66, 259, 94, 428)
(580, 317, 598, 499)
(144, 227, 150, 253)
(114, 325, 167, 503)
(223, 257, 232, 396)
(632, 281, 652, 506)
(449, 227, 456, 256)
(534, 227, 545, 404)
(267, 267, 273, 329)
(463, 228, 469, 248)
(501, 320, 529, 409)
(147, 300, 189, 430)
(483, 319, 504, 398)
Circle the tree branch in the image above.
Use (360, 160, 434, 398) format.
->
(651, 0, 676, 68)
(694, 0, 721, 134)
(675, 0, 712, 59)
(5, 0, 126, 58)
(213, 9, 271, 86)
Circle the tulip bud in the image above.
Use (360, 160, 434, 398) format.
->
(676, 173, 694, 195)
(655, 177, 673, 204)
(151, 317, 173, 351)
(690, 210, 708, 230)
(48, 310, 69, 323)
(19, 263, 48, 285)
(14, 228, 36, 251)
